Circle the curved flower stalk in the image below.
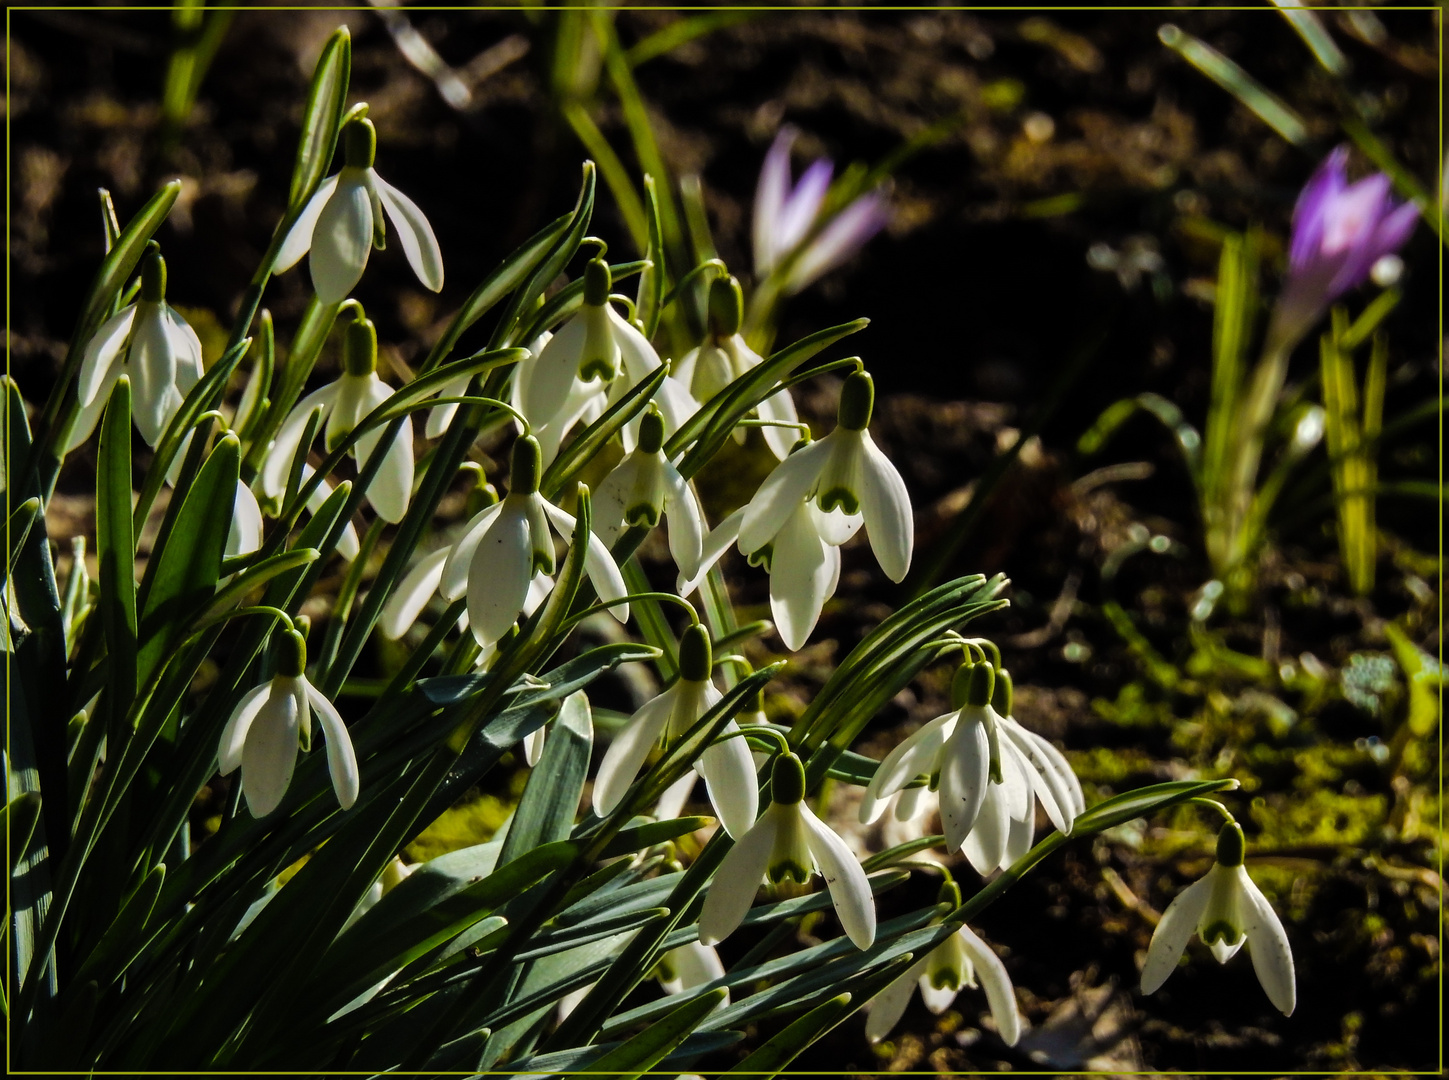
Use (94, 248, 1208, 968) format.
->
(68, 249, 203, 450)
(275, 117, 444, 305)
(700, 751, 875, 950)
(217, 627, 359, 818)
(673, 276, 799, 460)
(592, 407, 704, 582)
(592, 625, 757, 839)
(519, 256, 696, 449)
(1266, 145, 1419, 354)
(739, 370, 912, 586)
(260, 315, 415, 523)
(1141, 820, 1296, 1016)
(754, 125, 890, 296)
(657, 940, 729, 1005)
(439, 434, 627, 647)
(866, 881, 1022, 1045)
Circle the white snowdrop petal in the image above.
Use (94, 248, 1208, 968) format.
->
(260, 384, 339, 500)
(590, 458, 636, 548)
(218, 682, 271, 775)
(963, 785, 1010, 875)
(668, 942, 728, 1002)
(466, 501, 534, 646)
(305, 679, 359, 809)
(542, 501, 629, 624)
(522, 315, 588, 429)
(241, 683, 301, 817)
(937, 716, 990, 853)
(1237, 866, 1296, 1015)
(958, 926, 1023, 1046)
(800, 803, 876, 949)
(441, 501, 505, 600)
(167, 308, 205, 395)
(663, 467, 704, 584)
(865, 958, 928, 1043)
(226, 479, 264, 559)
(678, 508, 744, 597)
(299, 469, 361, 561)
(653, 769, 697, 822)
(274, 173, 340, 272)
(424, 372, 472, 440)
(78, 305, 138, 407)
(592, 688, 676, 817)
(373, 173, 444, 292)
(365, 418, 414, 523)
(1003, 809, 1034, 870)
(522, 723, 547, 767)
(768, 505, 835, 651)
(609, 306, 662, 382)
(379, 548, 450, 641)
(1001, 722, 1069, 834)
(893, 783, 931, 823)
(63, 368, 119, 452)
(755, 384, 801, 461)
(738, 437, 831, 554)
(918, 977, 959, 1016)
(310, 173, 374, 305)
(697, 720, 760, 840)
(129, 303, 178, 446)
(698, 805, 779, 946)
(1140, 872, 1214, 995)
(858, 432, 914, 582)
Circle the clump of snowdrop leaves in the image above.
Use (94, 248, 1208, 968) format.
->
(1142, 819, 1296, 1015)
(217, 627, 358, 818)
(275, 116, 444, 305)
(260, 312, 415, 523)
(700, 751, 876, 950)
(68, 247, 202, 450)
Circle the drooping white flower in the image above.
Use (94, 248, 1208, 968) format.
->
(592, 406, 704, 582)
(1141, 820, 1296, 1016)
(439, 434, 628, 647)
(274, 117, 443, 305)
(673, 276, 799, 460)
(699, 752, 875, 950)
(592, 625, 757, 839)
(865, 881, 1022, 1044)
(657, 940, 729, 1005)
(68, 250, 203, 450)
(259, 315, 415, 523)
(217, 628, 359, 818)
(739, 370, 912, 585)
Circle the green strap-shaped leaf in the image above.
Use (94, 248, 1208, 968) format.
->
(135, 433, 239, 687)
(287, 27, 350, 210)
(72, 862, 165, 986)
(498, 691, 593, 865)
(575, 986, 728, 1080)
(635, 174, 666, 338)
(96, 377, 138, 744)
(595, 817, 713, 860)
(5, 792, 42, 877)
(719, 992, 857, 1077)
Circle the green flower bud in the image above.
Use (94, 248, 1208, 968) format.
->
(141, 251, 167, 303)
(510, 435, 542, 495)
(678, 623, 712, 682)
(638, 407, 666, 455)
(991, 669, 1013, 718)
(1215, 820, 1245, 868)
(344, 317, 378, 376)
(464, 477, 499, 519)
(278, 628, 308, 678)
(707, 276, 744, 338)
(771, 751, 806, 805)
(837, 370, 875, 432)
(583, 258, 612, 307)
(343, 117, 377, 169)
(954, 662, 993, 708)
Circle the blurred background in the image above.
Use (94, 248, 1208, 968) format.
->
(8, 6, 1441, 1072)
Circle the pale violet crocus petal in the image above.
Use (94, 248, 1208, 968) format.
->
(959, 926, 1023, 1046)
(592, 687, 677, 818)
(305, 678, 359, 809)
(227, 479, 264, 559)
(698, 720, 760, 839)
(698, 804, 780, 946)
(787, 191, 890, 294)
(1238, 867, 1296, 1015)
(866, 957, 930, 1042)
(857, 432, 913, 582)
(938, 715, 990, 853)
(541, 501, 629, 624)
(769, 502, 835, 651)
(465, 500, 533, 646)
(800, 804, 876, 949)
(380, 548, 450, 640)
(738, 438, 831, 554)
(372, 173, 444, 292)
(753, 128, 796, 275)
(77, 305, 137, 407)
(1140, 872, 1215, 995)
(218, 682, 272, 775)
(275, 173, 341, 273)
(679, 507, 744, 597)
(310, 171, 374, 304)
(777, 157, 834, 258)
(240, 681, 302, 817)
(129, 302, 179, 446)
(441, 501, 505, 601)
(260, 383, 340, 500)
(662, 468, 705, 583)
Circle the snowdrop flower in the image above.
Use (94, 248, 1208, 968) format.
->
(1267, 146, 1418, 354)
(520, 256, 695, 445)
(592, 625, 757, 839)
(739, 370, 912, 587)
(592, 407, 704, 582)
(657, 941, 729, 1006)
(217, 628, 359, 818)
(69, 250, 203, 450)
(1141, 820, 1296, 1016)
(754, 126, 889, 295)
(274, 117, 443, 305)
(438, 435, 628, 647)
(699, 751, 875, 950)
(226, 480, 264, 559)
(260, 315, 415, 523)
(866, 881, 1022, 1044)
(673, 276, 799, 460)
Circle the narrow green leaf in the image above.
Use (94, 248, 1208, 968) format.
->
(636, 174, 666, 337)
(497, 691, 593, 865)
(583, 986, 728, 1079)
(720, 992, 856, 1077)
(287, 26, 351, 210)
(73, 862, 165, 985)
(596, 816, 714, 860)
(95, 377, 138, 745)
(1159, 24, 1309, 146)
(5, 792, 42, 877)
(541, 361, 668, 500)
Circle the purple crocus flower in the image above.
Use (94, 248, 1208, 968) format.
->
(752, 126, 890, 295)
(1268, 146, 1419, 352)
